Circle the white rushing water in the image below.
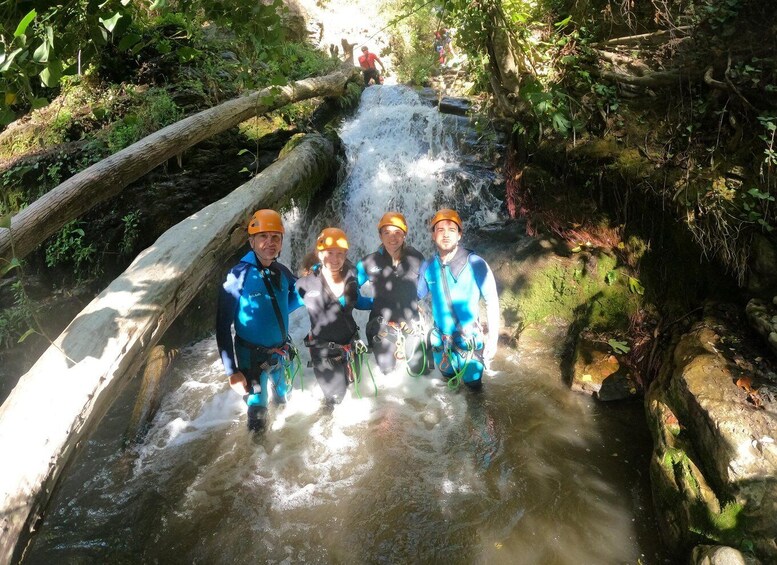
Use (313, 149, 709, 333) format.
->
(24, 86, 664, 564)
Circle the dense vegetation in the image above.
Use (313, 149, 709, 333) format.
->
(1, 0, 775, 382)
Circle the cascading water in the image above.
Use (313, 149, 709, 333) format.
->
(23, 86, 665, 564)
(285, 86, 502, 263)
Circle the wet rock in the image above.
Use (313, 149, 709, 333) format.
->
(571, 335, 639, 401)
(745, 298, 777, 357)
(747, 234, 777, 295)
(690, 545, 761, 565)
(438, 96, 471, 116)
(647, 315, 777, 561)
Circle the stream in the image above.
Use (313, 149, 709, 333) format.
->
(23, 86, 668, 564)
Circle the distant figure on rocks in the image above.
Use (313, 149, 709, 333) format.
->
(418, 208, 500, 391)
(434, 28, 456, 66)
(216, 209, 303, 432)
(358, 45, 385, 86)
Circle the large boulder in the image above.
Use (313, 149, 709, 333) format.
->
(646, 311, 777, 561)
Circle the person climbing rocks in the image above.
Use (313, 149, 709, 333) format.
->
(356, 212, 428, 375)
(417, 208, 500, 391)
(216, 209, 304, 432)
(297, 228, 371, 406)
(358, 45, 385, 86)
(434, 28, 456, 66)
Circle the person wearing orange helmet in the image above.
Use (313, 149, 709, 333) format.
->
(296, 227, 370, 405)
(355, 212, 427, 374)
(216, 209, 304, 431)
(417, 208, 500, 390)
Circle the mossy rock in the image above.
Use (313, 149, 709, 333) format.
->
(498, 247, 642, 333)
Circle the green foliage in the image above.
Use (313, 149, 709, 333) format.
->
(0, 0, 294, 125)
(107, 88, 182, 152)
(45, 220, 98, 280)
(0, 281, 38, 349)
(608, 338, 630, 354)
(120, 211, 141, 256)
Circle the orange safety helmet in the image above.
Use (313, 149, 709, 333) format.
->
(247, 209, 284, 235)
(430, 208, 462, 231)
(316, 227, 349, 251)
(377, 211, 408, 233)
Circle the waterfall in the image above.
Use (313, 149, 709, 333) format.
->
(285, 85, 503, 264)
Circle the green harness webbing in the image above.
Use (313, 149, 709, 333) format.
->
(406, 335, 428, 378)
(350, 340, 378, 398)
(285, 345, 303, 391)
(435, 334, 474, 391)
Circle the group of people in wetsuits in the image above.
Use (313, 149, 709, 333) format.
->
(216, 208, 500, 431)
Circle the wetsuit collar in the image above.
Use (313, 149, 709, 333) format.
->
(437, 246, 470, 280)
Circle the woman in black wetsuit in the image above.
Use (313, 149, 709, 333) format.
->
(355, 212, 427, 375)
(297, 228, 369, 405)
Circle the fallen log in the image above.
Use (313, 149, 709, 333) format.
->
(0, 65, 359, 264)
(0, 133, 336, 564)
(592, 26, 691, 47)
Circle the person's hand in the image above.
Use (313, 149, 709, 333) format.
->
(228, 372, 249, 395)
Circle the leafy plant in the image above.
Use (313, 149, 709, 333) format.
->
(119, 211, 141, 256)
(608, 338, 631, 354)
(45, 220, 98, 280)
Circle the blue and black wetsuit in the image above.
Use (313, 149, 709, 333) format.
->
(356, 245, 427, 373)
(297, 261, 369, 404)
(216, 250, 303, 426)
(418, 246, 499, 389)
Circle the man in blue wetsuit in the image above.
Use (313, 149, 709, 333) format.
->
(356, 212, 427, 375)
(216, 209, 303, 431)
(417, 208, 500, 390)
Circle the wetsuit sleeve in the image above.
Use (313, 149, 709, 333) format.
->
(356, 259, 368, 287)
(417, 259, 430, 299)
(279, 264, 305, 312)
(470, 255, 500, 345)
(355, 279, 372, 310)
(216, 266, 244, 376)
(354, 259, 374, 309)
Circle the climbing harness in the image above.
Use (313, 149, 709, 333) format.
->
(430, 330, 476, 390)
(350, 339, 378, 398)
(304, 334, 377, 398)
(236, 335, 298, 398)
(405, 322, 430, 378)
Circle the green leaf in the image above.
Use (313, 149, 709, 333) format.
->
(150, 0, 168, 9)
(605, 270, 618, 285)
(0, 107, 15, 126)
(14, 10, 37, 37)
(237, 148, 250, 155)
(33, 41, 50, 63)
(118, 33, 142, 52)
(18, 328, 38, 343)
(100, 12, 123, 33)
(0, 48, 24, 72)
(1, 257, 22, 277)
(0, 213, 11, 229)
(608, 338, 631, 354)
(30, 97, 48, 109)
(628, 276, 645, 295)
(176, 46, 199, 63)
(39, 60, 62, 87)
(554, 15, 572, 28)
